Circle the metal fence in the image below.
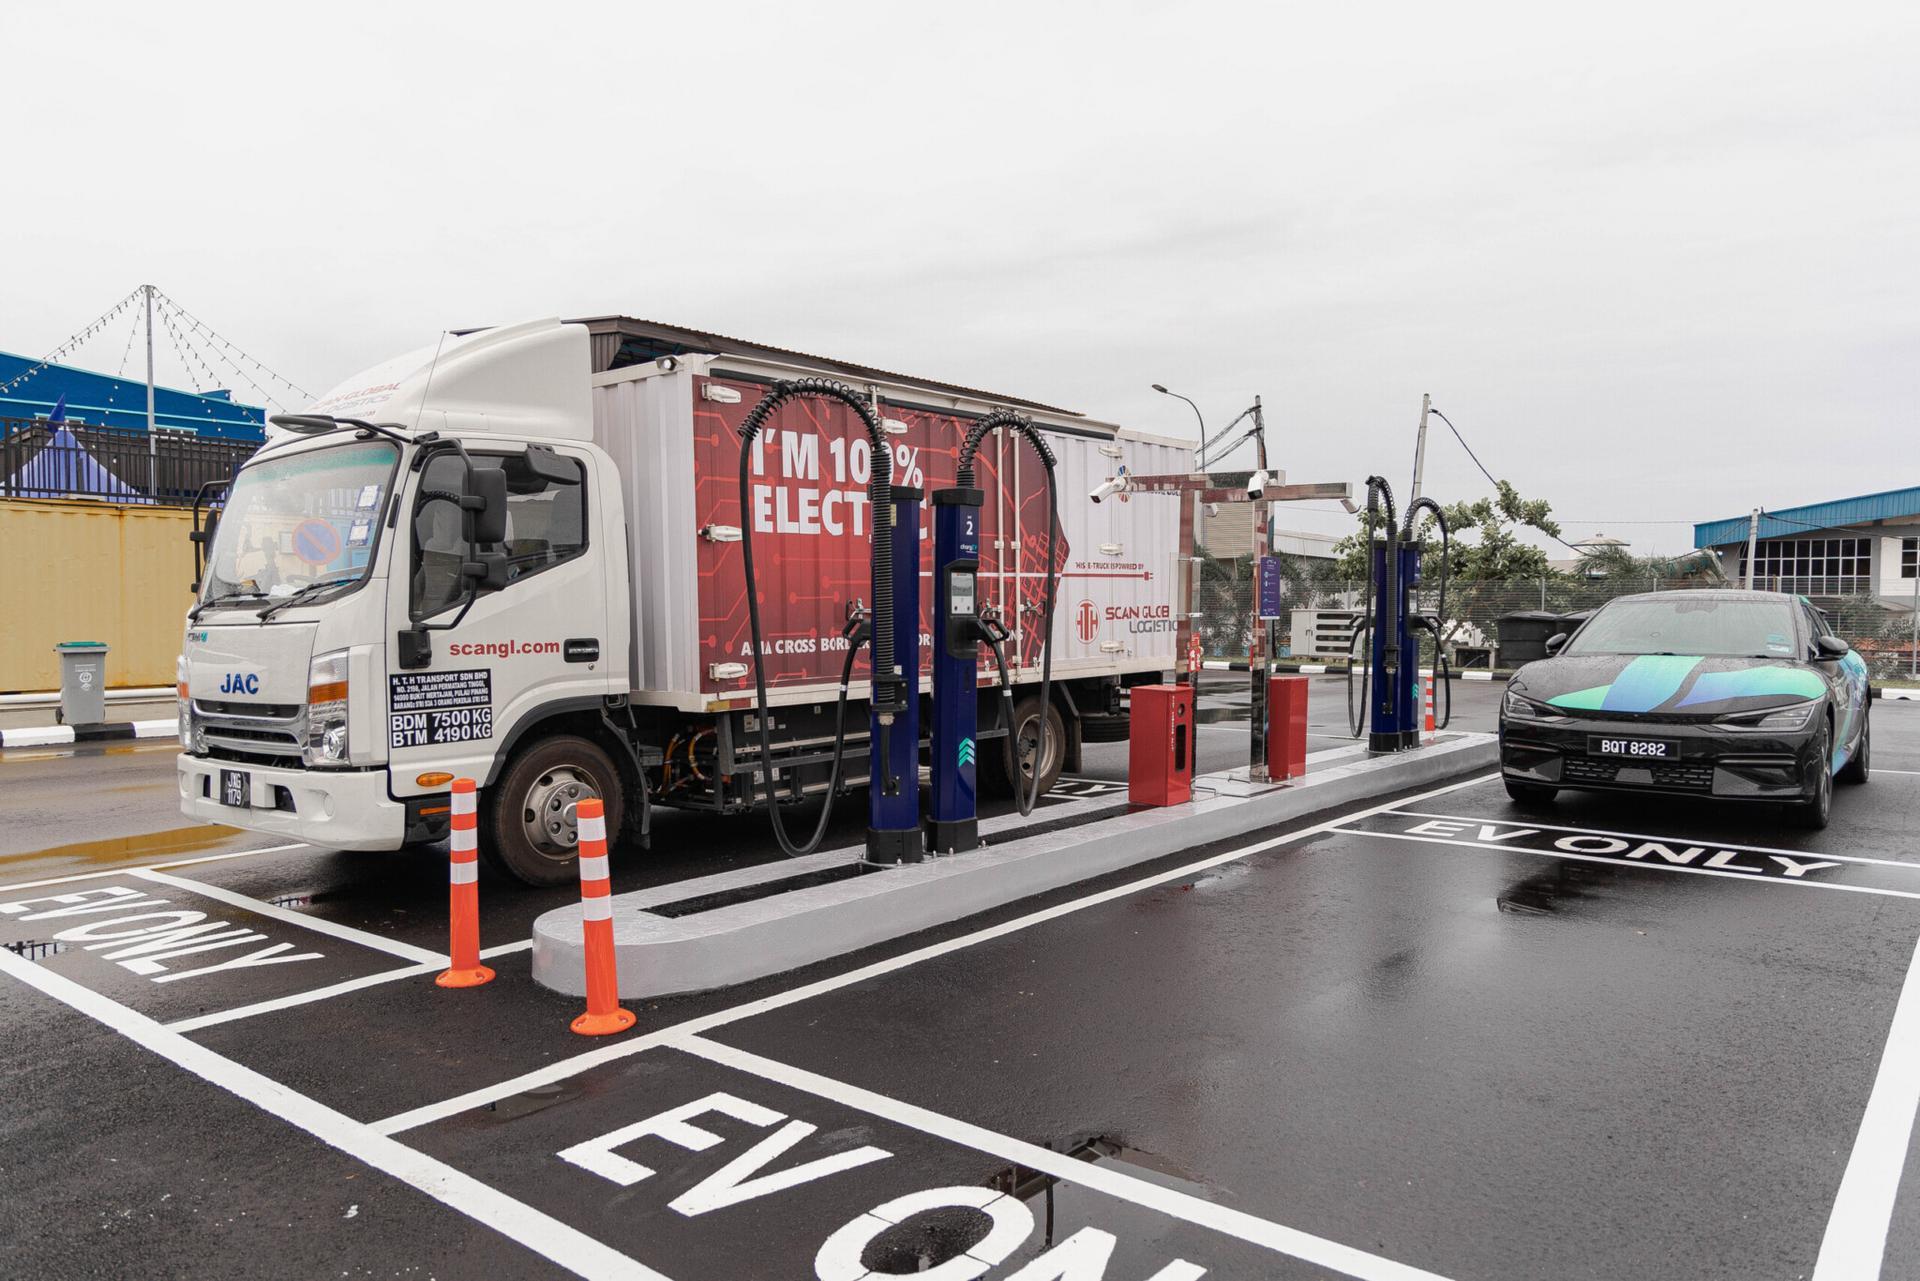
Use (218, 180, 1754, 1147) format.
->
(0, 418, 257, 506)
(1194, 555, 1920, 682)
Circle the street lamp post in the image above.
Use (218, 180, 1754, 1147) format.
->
(1151, 383, 1209, 458)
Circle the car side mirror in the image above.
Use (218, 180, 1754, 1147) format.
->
(1544, 632, 1569, 655)
(465, 468, 509, 544)
(1816, 635, 1850, 659)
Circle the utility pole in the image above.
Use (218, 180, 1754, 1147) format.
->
(1743, 508, 1761, 589)
(143, 284, 158, 498)
(1909, 542, 1918, 677)
(1409, 393, 1431, 506)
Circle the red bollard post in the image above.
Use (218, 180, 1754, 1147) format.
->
(1424, 671, 1436, 743)
(436, 778, 494, 989)
(1265, 675, 1309, 780)
(570, 797, 635, 1037)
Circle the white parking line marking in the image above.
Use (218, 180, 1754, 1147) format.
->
(1389, 810, 1920, 872)
(165, 940, 532, 1034)
(0, 946, 669, 1281)
(1330, 827, 1920, 900)
(673, 1033, 1457, 1281)
(1872, 768, 1920, 776)
(132, 869, 445, 966)
(371, 772, 1499, 1136)
(1812, 933, 1920, 1281)
(0, 842, 312, 894)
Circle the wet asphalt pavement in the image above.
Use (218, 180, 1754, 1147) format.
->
(3, 676, 1918, 1279)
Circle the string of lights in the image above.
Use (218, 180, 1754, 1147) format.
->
(155, 289, 312, 401)
(153, 301, 211, 394)
(0, 287, 144, 396)
(157, 295, 291, 411)
(113, 301, 144, 380)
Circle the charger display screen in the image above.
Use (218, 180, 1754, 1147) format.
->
(948, 568, 975, 616)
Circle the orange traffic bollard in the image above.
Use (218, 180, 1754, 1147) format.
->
(570, 797, 635, 1036)
(1423, 671, 1436, 743)
(436, 778, 495, 989)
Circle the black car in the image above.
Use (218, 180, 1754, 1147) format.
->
(1499, 590, 1871, 828)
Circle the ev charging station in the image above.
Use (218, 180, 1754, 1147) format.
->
(868, 484, 924, 863)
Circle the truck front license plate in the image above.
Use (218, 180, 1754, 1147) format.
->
(1589, 736, 1677, 760)
(219, 768, 250, 808)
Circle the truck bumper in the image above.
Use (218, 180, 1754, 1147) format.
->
(177, 755, 407, 852)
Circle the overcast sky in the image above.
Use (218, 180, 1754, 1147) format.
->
(8, 2, 1916, 555)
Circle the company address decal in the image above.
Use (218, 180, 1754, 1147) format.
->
(389, 669, 494, 748)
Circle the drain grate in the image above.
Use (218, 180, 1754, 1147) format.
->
(268, 893, 314, 909)
(4, 939, 67, 960)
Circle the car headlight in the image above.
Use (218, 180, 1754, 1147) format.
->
(1719, 699, 1818, 732)
(304, 650, 351, 767)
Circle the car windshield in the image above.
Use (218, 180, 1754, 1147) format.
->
(198, 440, 399, 610)
(1563, 596, 1800, 659)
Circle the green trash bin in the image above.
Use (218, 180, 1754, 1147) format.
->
(54, 641, 109, 727)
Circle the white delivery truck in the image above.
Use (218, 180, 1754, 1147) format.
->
(177, 317, 1190, 883)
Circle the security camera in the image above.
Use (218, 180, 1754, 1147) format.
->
(1089, 475, 1128, 504)
(1246, 469, 1268, 500)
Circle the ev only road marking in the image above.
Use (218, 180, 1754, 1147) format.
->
(669, 1034, 1452, 1281)
(0, 883, 329, 986)
(131, 868, 444, 966)
(0, 944, 669, 1281)
(548, 1075, 1223, 1281)
(371, 773, 1502, 1137)
(1327, 814, 1920, 900)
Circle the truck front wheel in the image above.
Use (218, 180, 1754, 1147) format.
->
(482, 734, 624, 887)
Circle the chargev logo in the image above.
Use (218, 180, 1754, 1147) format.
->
(957, 737, 976, 767)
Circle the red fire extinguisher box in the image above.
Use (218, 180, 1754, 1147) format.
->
(1129, 684, 1193, 807)
(1266, 675, 1309, 780)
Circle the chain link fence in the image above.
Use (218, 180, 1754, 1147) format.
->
(1192, 552, 1920, 682)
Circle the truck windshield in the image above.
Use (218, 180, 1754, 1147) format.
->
(198, 440, 400, 611)
(1563, 597, 1801, 659)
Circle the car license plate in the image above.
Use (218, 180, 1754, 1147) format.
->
(1589, 736, 1678, 760)
(219, 768, 250, 808)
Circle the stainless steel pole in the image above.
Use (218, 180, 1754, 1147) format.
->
(1409, 393, 1431, 506)
(144, 285, 157, 497)
(1743, 508, 1761, 589)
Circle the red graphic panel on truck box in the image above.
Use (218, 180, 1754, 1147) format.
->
(693, 375, 1068, 696)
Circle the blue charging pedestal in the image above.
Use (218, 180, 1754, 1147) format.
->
(928, 486, 985, 854)
(867, 486, 924, 863)
(1368, 541, 1423, 754)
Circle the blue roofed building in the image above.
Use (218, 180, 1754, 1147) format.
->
(1695, 487, 1920, 611)
(0, 350, 266, 440)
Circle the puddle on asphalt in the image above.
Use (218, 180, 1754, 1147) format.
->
(486, 1081, 586, 1122)
(0, 823, 237, 869)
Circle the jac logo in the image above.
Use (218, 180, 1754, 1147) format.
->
(1075, 599, 1099, 645)
(218, 672, 261, 696)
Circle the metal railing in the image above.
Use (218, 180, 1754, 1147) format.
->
(1193, 560, 1920, 681)
(0, 418, 257, 506)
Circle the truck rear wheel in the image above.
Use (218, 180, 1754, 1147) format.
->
(984, 695, 1065, 799)
(482, 734, 624, 887)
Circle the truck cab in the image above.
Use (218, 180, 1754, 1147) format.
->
(178, 321, 637, 883)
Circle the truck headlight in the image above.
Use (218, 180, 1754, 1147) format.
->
(304, 650, 351, 767)
(176, 654, 203, 755)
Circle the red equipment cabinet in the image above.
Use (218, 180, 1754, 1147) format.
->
(1266, 675, 1309, 780)
(1128, 683, 1193, 806)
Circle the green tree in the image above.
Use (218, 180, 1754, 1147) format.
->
(1332, 480, 1563, 581)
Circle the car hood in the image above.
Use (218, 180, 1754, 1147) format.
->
(1510, 653, 1825, 715)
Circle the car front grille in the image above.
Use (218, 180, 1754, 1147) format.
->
(1565, 756, 1714, 791)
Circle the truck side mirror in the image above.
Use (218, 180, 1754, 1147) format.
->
(466, 468, 509, 544)
(1544, 632, 1569, 655)
(462, 551, 510, 592)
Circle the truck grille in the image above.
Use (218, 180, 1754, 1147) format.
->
(1565, 757, 1714, 791)
(195, 699, 304, 768)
